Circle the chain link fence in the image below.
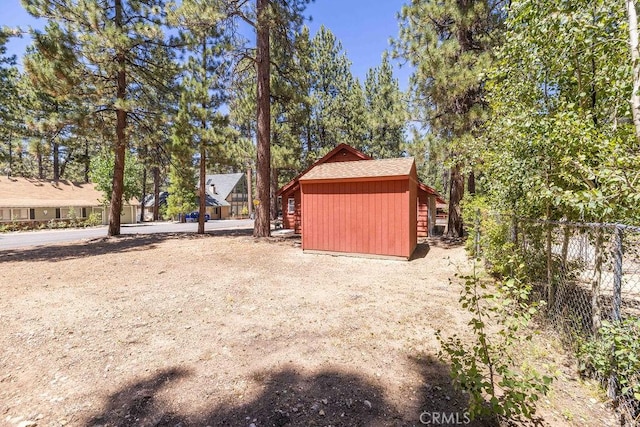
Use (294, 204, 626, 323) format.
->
(473, 215, 640, 425)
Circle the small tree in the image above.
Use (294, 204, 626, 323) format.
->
(89, 150, 142, 204)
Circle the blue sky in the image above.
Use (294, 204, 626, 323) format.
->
(3, 0, 412, 90)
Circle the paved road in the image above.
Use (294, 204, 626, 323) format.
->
(0, 219, 254, 251)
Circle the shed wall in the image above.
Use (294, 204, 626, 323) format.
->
(301, 179, 413, 258)
(409, 179, 417, 252)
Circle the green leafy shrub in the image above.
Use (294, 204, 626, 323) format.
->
(67, 207, 79, 226)
(577, 317, 640, 402)
(462, 197, 515, 276)
(437, 259, 553, 422)
(84, 212, 102, 227)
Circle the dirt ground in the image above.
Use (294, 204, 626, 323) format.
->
(0, 231, 619, 426)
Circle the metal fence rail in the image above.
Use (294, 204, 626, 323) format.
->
(475, 216, 640, 425)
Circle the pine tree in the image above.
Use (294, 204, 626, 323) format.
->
(363, 52, 406, 159)
(171, 0, 232, 234)
(0, 31, 21, 176)
(270, 27, 313, 216)
(166, 93, 198, 221)
(307, 26, 352, 158)
(395, 0, 505, 237)
(23, 44, 92, 181)
(225, 0, 311, 237)
(23, 0, 178, 236)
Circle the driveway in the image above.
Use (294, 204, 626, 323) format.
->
(0, 219, 254, 251)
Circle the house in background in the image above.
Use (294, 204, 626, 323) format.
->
(145, 173, 250, 221)
(276, 143, 444, 246)
(0, 177, 138, 225)
(141, 191, 169, 221)
(200, 172, 250, 219)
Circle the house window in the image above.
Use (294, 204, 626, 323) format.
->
(82, 207, 87, 218)
(14, 209, 28, 220)
(55, 208, 61, 219)
(29, 209, 35, 220)
(287, 198, 295, 214)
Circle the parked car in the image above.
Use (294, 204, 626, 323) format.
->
(185, 211, 210, 222)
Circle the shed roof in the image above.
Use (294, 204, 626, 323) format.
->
(0, 177, 110, 208)
(300, 157, 415, 182)
(276, 143, 372, 197)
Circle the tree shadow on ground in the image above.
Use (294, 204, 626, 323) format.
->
(0, 229, 254, 264)
(410, 354, 499, 427)
(84, 355, 499, 427)
(426, 236, 466, 249)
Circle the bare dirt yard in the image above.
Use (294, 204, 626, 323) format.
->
(1, 232, 619, 426)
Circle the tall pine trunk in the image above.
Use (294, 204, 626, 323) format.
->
(84, 139, 90, 183)
(446, 164, 464, 238)
(467, 170, 476, 195)
(247, 166, 253, 218)
(140, 167, 147, 222)
(52, 140, 60, 181)
(198, 38, 208, 236)
(198, 142, 206, 234)
(153, 166, 160, 220)
(108, 0, 127, 237)
(8, 134, 13, 177)
(270, 167, 278, 220)
(254, 0, 271, 237)
(36, 142, 44, 179)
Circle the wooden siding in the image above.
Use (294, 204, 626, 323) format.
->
(417, 191, 429, 237)
(281, 188, 302, 233)
(323, 148, 368, 163)
(301, 178, 414, 258)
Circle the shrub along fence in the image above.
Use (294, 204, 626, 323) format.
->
(471, 214, 640, 425)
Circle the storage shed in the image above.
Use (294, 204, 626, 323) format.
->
(299, 157, 419, 259)
(277, 143, 443, 239)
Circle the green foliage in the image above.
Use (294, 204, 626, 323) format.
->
(363, 52, 406, 158)
(85, 212, 102, 227)
(165, 182, 196, 220)
(437, 260, 553, 422)
(482, 0, 640, 223)
(89, 151, 143, 203)
(577, 318, 640, 402)
(462, 197, 515, 276)
(305, 26, 371, 163)
(0, 30, 21, 175)
(394, 0, 506, 236)
(166, 101, 197, 220)
(67, 207, 78, 226)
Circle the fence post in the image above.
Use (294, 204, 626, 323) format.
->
(546, 222, 554, 308)
(607, 226, 624, 401)
(612, 226, 623, 322)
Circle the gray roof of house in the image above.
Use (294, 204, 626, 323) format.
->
(143, 173, 245, 208)
(201, 173, 245, 207)
(142, 191, 169, 207)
